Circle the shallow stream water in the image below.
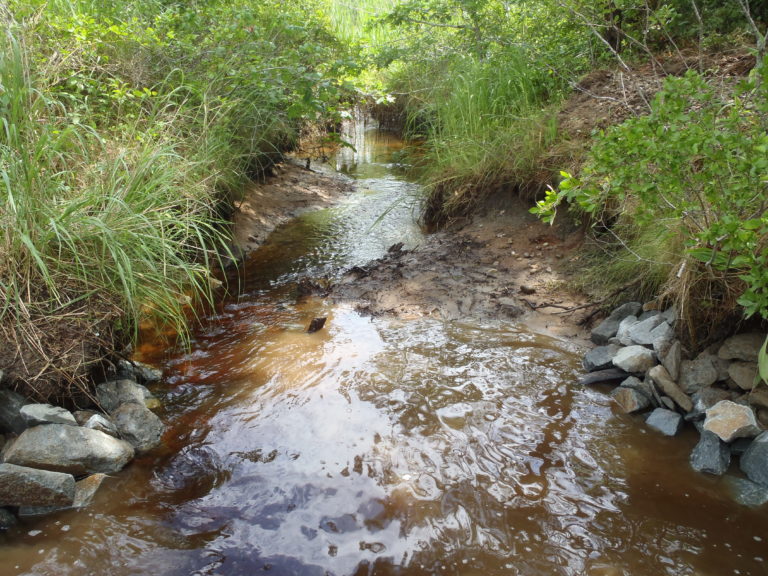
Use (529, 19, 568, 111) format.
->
(2, 126, 767, 576)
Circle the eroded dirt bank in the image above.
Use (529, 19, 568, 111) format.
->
(231, 159, 355, 253)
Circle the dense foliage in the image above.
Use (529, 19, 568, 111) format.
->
(534, 68, 768, 327)
(1, 0, 356, 396)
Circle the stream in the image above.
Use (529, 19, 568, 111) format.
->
(2, 125, 768, 576)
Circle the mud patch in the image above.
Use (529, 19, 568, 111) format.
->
(330, 197, 589, 341)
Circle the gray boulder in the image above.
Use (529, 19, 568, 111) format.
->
(18, 473, 107, 517)
(0, 388, 29, 435)
(96, 379, 154, 413)
(718, 333, 766, 362)
(648, 365, 693, 413)
(3, 424, 134, 475)
(679, 353, 719, 395)
(613, 346, 657, 373)
(616, 316, 639, 346)
(646, 408, 683, 436)
(584, 344, 621, 372)
(650, 322, 675, 352)
(741, 431, 768, 487)
(703, 400, 760, 443)
(112, 403, 165, 453)
(659, 340, 682, 382)
(0, 463, 75, 506)
(591, 302, 643, 345)
(20, 404, 77, 427)
(627, 315, 666, 347)
(85, 414, 119, 438)
(728, 362, 759, 391)
(690, 431, 730, 475)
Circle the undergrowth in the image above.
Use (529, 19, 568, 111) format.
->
(0, 0, 354, 400)
(533, 68, 768, 347)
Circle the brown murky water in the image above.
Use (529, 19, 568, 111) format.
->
(2, 127, 768, 576)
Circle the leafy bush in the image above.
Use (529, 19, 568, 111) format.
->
(533, 67, 768, 322)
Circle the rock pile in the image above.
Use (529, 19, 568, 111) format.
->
(582, 302, 768, 505)
(0, 361, 165, 528)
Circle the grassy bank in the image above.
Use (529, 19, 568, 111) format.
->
(1, 0, 355, 399)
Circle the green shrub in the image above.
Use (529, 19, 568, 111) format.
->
(533, 67, 768, 321)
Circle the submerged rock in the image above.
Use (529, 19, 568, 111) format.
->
(690, 431, 730, 475)
(646, 408, 683, 436)
(20, 404, 77, 427)
(724, 475, 768, 507)
(3, 424, 134, 475)
(112, 403, 165, 453)
(0, 463, 75, 507)
(703, 401, 760, 443)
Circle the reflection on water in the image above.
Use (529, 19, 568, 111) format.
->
(2, 126, 768, 576)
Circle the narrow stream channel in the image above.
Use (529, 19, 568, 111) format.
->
(2, 125, 768, 576)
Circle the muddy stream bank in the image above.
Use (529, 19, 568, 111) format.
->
(1, 126, 767, 576)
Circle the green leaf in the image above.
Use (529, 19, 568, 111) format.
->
(759, 336, 768, 386)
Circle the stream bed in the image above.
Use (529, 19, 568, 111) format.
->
(2, 127, 767, 576)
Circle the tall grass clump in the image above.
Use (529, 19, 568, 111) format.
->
(392, 49, 560, 224)
(0, 0, 357, 399)
(0, 28, 227, 399)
